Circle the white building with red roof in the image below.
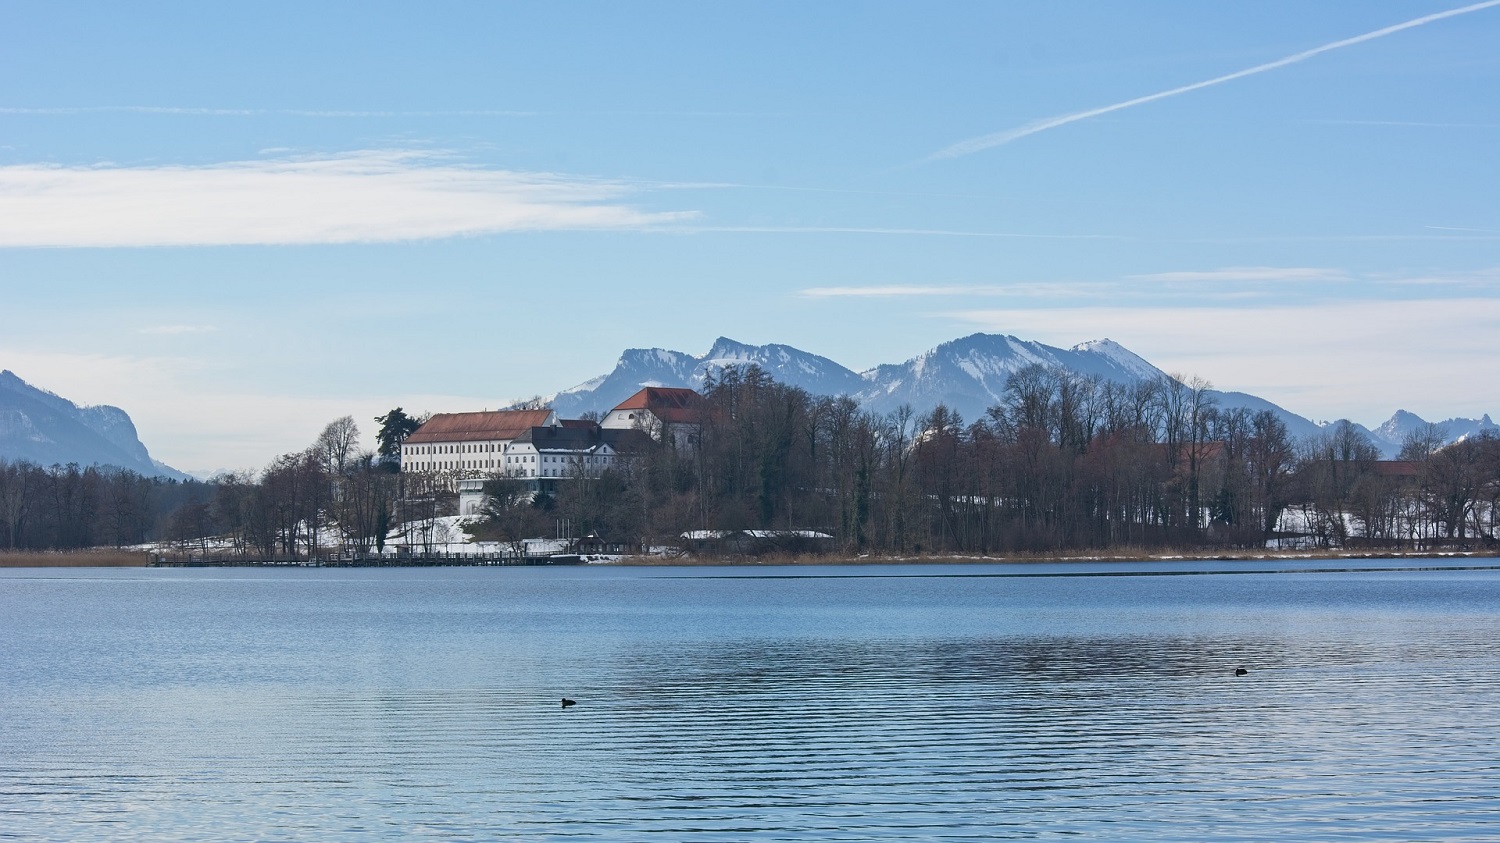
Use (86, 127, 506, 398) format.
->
(601, 387, 703, 448)
(401, 409, 556, 474)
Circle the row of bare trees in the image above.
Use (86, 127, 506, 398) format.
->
(513, 365, 1498, 555)
(8, 372, 1495, 558)
(174, 416, 410, 559)
(0, 460, 207, 551)
(1292, 421, 1500, 548)
(3, 407, 463, 558)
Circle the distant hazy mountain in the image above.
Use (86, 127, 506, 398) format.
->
(0, 370, 186, 479)
(547, 333, 1328, 441)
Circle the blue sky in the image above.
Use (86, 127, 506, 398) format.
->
(2, 1, 1497, 473)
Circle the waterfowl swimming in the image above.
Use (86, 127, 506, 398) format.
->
(561, 697, 577, 708)
(1234, 667, 1248, 676)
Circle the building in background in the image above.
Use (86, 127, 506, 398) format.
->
(401, 409, 556, 475)
(601, 387, 703, 449)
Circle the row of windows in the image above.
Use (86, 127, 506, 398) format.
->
(402, 454, 614, 472)
(403, 446, 613, 462)
(404, 453, 613, 464)
(402, 463, 604, 477)
(404, 443, 500, 455)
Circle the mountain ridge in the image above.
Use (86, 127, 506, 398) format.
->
(540, 334, 1489, 457)
(0, 370, 187, 479)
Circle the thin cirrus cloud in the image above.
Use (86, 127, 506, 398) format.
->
(800, 285, 1005, 298)
(683, 226, 1125, 239)
(799, 270, 1349, 300)
(1128, 267, 1350, 283)
(927, 0, 1500, 160)
(794, 283, 1102, 298)
(0, 149, 696, 247)
(0, 106, 539, 117)
(138, 325, 220, 335)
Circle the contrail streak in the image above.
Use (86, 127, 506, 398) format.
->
(928, 0, 1500, 161)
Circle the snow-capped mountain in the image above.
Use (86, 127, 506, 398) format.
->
(700, 337, 869, 397)
(546, 333, 1323, 439)
(542, 334, 1490, 453)
(855, 334, 1170, 419)
(851, 334, 1325, 440)
(0, 370, 186, 478)
(546, 337, 864, 418)
(1365, 410, 1498, 457)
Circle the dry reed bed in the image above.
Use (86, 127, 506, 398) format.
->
(0, 550, 150, 567)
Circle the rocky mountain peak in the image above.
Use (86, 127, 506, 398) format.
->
(0, 370, 184, 478)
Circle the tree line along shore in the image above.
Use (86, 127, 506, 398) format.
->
(3, 547, 1496, 569)
(2, 365, 1497, 563)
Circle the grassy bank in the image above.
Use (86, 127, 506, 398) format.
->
(0, 550, 150, 568)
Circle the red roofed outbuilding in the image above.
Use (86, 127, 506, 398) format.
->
(601, 387, 704, 447)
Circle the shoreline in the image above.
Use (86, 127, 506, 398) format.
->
(609, 548, 1500, 566)
(3, 547, 1495, 568)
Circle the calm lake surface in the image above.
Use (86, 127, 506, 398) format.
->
(3, 560, 1499, 841)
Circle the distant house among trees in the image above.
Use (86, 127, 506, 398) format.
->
(504, 425, 648, 481)
(601, 387, 704, 448)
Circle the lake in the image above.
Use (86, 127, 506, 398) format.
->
(3, 560, 1499, 841)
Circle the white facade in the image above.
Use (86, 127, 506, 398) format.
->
(600, 387, 702, 450)
(501, 438, 619, 479)
(400, 409, 558, 476)
(401, 439, 514, 473)
(601, 407, 652, 431)
(457, 478, 487, 516)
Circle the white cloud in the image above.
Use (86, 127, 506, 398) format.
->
(0, 106, 538, 117)
(138, 324, 219, 335)
(928, 0, 1500, 159)
(1128, 267, 1349, 284)
(942, 297, 1500, 424)
(800, 285, 1003, 298)
(1425, 225, 1499, 233)
(0, 150, 695, 247)
(1307, 119, 1499, 129)
(797, 282, 1112, 300)
(681, 225, 1124, 239)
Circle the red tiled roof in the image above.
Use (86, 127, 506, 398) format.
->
(611, 387, 703, 423)
(406, 410, 555, 444)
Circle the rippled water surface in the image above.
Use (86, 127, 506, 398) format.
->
(4, 561, 1500, 841)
